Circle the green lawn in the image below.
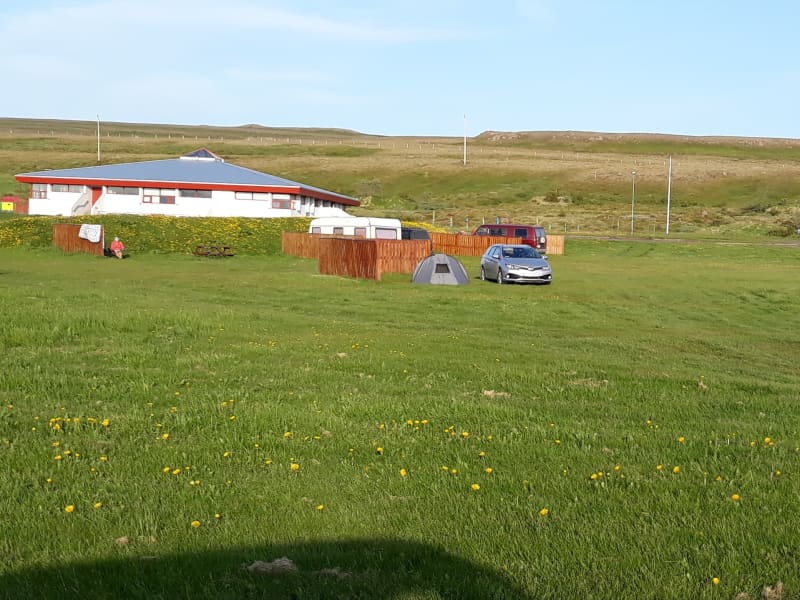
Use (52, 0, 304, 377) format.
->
(1, 241, 798, 599)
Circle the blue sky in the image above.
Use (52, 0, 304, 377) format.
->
(1, 1, 798, 138)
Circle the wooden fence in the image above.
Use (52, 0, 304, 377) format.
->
(52, 223, 105, 256)
(282, 231, 565, 281)
(430, 232, 565, 256)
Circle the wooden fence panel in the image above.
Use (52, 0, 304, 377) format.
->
(547, 235, 565, 255)
(282, 231, 319, 258)
(319, 238, 379, 280)
(52, 224, 104, 256)
(430, 233, 521, 256)
(376, 240, 432, 276)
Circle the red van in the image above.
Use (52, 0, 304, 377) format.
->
(473, 223, 547, 253)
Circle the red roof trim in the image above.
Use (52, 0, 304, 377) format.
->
(15, 175, 359, 206)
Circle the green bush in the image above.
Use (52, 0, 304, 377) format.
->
(0, 214, 311, 254)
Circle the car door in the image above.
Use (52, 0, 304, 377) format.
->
(482, 245, 501, 279)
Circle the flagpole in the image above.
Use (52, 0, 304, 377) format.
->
(97, 114, 101, 164)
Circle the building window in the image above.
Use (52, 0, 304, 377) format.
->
(180, 189, 212, 198)
(235, 191, 270, 200)
(143, 188, 176, 204)
(107, 186, 140, 195)
(32, 183, 47, 199)
(354, 227, 367, 238)
(272, 199, 291, 209)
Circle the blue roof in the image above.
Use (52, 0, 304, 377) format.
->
(16, 149, 357, 204)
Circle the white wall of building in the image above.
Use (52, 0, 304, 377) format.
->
(28, 186, 351, 217)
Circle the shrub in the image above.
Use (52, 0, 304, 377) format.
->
(0, 214, 311, 254)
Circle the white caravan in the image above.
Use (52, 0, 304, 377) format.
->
(309, 217, 402, 240)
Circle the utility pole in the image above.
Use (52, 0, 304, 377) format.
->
(666, 155, 672, 235)
(463, 114, 467, 166)
(630, 171, 636, 235)
(96, 114, 101, 163)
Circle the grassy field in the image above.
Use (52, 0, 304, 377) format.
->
(2, 118, 800, 238)
(1, 241, 798, 599)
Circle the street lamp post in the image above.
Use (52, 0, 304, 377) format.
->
(630, 171, 636, 235)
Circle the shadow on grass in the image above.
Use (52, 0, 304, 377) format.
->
(1, 537, 533, 599)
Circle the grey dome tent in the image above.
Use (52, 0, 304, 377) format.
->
(411, 253, 470, 285)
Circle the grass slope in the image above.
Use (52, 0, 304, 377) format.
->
(2, 118, 800, 237)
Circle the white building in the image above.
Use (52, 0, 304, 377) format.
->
(15, 148, 358, 217)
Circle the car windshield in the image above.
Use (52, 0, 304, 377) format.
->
(503, 246, 539, 259)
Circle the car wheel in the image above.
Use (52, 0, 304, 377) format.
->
(480, 266, 486, 281)
(496, 269, 503, 284)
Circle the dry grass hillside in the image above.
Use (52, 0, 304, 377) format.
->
(2, 118, 799, 237)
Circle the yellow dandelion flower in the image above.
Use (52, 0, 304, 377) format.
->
(214, 513, 222, 519)
(93, 502, 103, 509)
(764, 436, 773, 444)
(228, 415, 236, 421)
(284, 431, 293, 438)
(677, 436, 685, 443)
(730, 493, 740, 502)
(478, 451, 486, 458)
(223, 451, 231, 458)
(54, 455, 63, 461)
(656, 464, 663, 471)
(399, 468, 408, 477)
(775, 470, 782, 477)
(51, 441, 60, 447)
(450, 468, 458, 476)
(590, 473, 598, 480)
(672, 466, 680, 474)
(316, 504, 325, 511)
(461, 431, 469, 438)
(376, 447, 384, 455)
(161, 433, 170, 440)
(470, 483, 480, 491)
(264, 459, 273, 465)
(172, 468, 181, 476)
(64, 505, 75, 513)
(46, 478, 53, 484)
(191, 520, 201, 528)
(554, 439, 561, 445)
(484, 467, 493, 474)
(101, 419, 110, 427)
(406, 419, 414, 426)
(712, 577, 720, 585)
(614, 465, 621, 472)
(538, 508, 550, 517)
(99, 455, 108, 462)
(162, 466, 171, 473)
(290, 463, 300, 472)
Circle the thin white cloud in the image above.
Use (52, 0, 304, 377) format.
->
(514, 0, 557, 24)
(0, 0, 469, 46)
(225, 66, 333, 85)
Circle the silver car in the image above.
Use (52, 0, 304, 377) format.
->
(479, 244, 552, 284)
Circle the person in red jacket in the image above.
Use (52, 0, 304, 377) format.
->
(110, 236, 125, 259)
